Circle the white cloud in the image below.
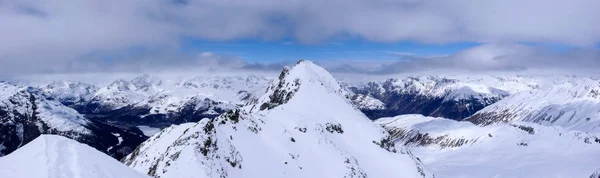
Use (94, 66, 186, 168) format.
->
(368, 43, 600, 74)
(381, 51, 416, 57)
(1, 0, 600, 76)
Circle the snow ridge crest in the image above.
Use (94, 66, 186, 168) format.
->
(247, 59, 345, 112)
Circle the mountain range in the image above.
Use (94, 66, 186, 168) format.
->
(0, 61, 599, 177)
(122, 60, 433, 178)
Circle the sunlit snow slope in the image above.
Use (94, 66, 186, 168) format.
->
(377, 115, 600, 178)
(0, 135, 149, 178)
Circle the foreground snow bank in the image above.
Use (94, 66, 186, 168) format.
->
(0, 135, 149, 178)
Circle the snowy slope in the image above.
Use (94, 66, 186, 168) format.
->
(467, 76, 600, 132)
(123, 60, 433, 178)
(0, 135, 149, 178)
(377, 115, 600, 178)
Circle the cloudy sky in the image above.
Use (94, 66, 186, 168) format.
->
(1, 0, 600, 77)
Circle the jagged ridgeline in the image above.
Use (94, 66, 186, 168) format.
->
(123, 60, 435, 178)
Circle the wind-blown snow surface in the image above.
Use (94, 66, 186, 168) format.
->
(467, 76, 600, 132)
(377, 115, 600, 178)
(0, 135, 149, 178)
(123, 60, 433, 178)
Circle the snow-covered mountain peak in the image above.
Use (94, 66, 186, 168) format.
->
(0, 81, 21, 101)
(386, 75, 510, 101)
(43, 81, 98, 106)
(0, 135, 149, 178)
(0, 87, 91, 135)
(247, 59, 348, 112)
(107, 79, 133, 91)
(89, 76, 166, 112)
(45, 80, 94, 90)
(102, 75, 163, 93)
(130, 74, 163, 92)
(288, 60, 342, 91)
(124, 60, 434, 178)
(171, 75, 270, 104)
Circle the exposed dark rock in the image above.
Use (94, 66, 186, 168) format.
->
(384, 126, 474, 149)
(510, 124, 535, 135)
(325, 123, 344, 134)
(590, 168, 600, 178)
(259, 67, 300, 111)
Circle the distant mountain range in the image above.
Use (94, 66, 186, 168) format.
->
(346, 75, 539, 120)
(0, 75, 270, 159)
